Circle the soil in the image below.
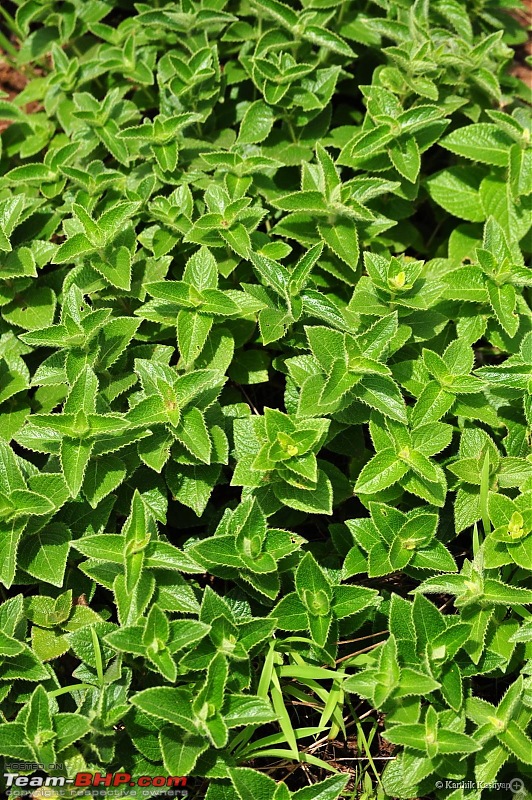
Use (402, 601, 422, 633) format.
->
(0, 56, 27, 98)
(0, 50, 42, 132)
(0, 55, 27, 131)
(509, 0, 532, 87)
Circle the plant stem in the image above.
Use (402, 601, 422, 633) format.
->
(0, 28, 18, 60)
(49, 683, 95, 697)
(480, 449, 491, 537)
(0, 6, 20, 38)
(91, 625, 105, 687)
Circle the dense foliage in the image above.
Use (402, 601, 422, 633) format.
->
(0, 0, 531, 798)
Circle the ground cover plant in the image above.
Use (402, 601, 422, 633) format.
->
(0, 0, 531, 798)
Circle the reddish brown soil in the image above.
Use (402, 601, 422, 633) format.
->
(0, 56, 26, 131)
(0, 56, 27, 98)
(0, 48, 43, 131)
(509, 0, 532, 88)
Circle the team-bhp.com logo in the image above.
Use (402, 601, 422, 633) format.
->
(5, 771, 187, 793)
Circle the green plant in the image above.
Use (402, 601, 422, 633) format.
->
(0, 0, 531, 798)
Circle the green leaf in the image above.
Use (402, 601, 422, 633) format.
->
(318, 218, 359, 271)
(0, 631, 24, 658)
(177, 310, 213, 369)
(480, 177, 529, 241)
(274, 469, 333, 514)
(274, 191, 330, 214)
(397, 668, 440, 699)
(292, 775, 350, 800)
(389, 136, 420, 183)
(497, 721, 532, 765)
(355, 374, 408, 423)
(224, 694, 276, 728)
(0, 5, 530, 791)
(229, 767, 279, 800)
(92, 246, 132, 290)
(83, 455, 126, 508)
(304, 25, 354, 57)
(355, 449, 408, 495)
(220, 224, 251, 259)
(72, 533, 123, 563)
(160, 726, 209, 776)
(60, 438, 94, 497)
(143, 603, 169, 648)
(1, 648, 49, 681)
(436, 729, 480, 755)
(332, 585, 380, 619)
(440, 124, 513, 167)
(54, 232, 93, 263)
(296, 552, 331, 603)
(487, 282, 518, 337)
(0, 225, 11, 252)
(382, 722, 427, 751)
(412, 381, 455, 428)
(0, 723, 35, 760)
(184, 246, 219, 291)
(148, 550, 197, 595)
(403, 450, 440, 483)
(3, 286, 56, 331)
(238, 101, 274, 145)
(54, 713, 91, 752)
(18, 524, 71, 587)
(250, 0, 298, 29)
(426, 166, 486, 222)
(482, 579, 532, 606)
(166, 462, 220, 516)
(175, 407, 212, 464)
(0, 518, 26, 589)
(25, 684, 53, 743)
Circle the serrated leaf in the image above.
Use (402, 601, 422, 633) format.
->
(238, 100, 274, 145)
(426, 166, 486, 222)
(440, 124, 513, 167)
(274, 469, 333, 514)
(83, 455, 126, 508)
(60, 438, 94, 497)
(174, 407, 212, 464)
(161, 726, 209, 775)
(355, 449, 408, 495)
(318, 218, 359, 270)
(18, 523, 71, 587)
(355, 374, 408, 423)
(0, 518, 26, 589)
(177, 310, 213, 369)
